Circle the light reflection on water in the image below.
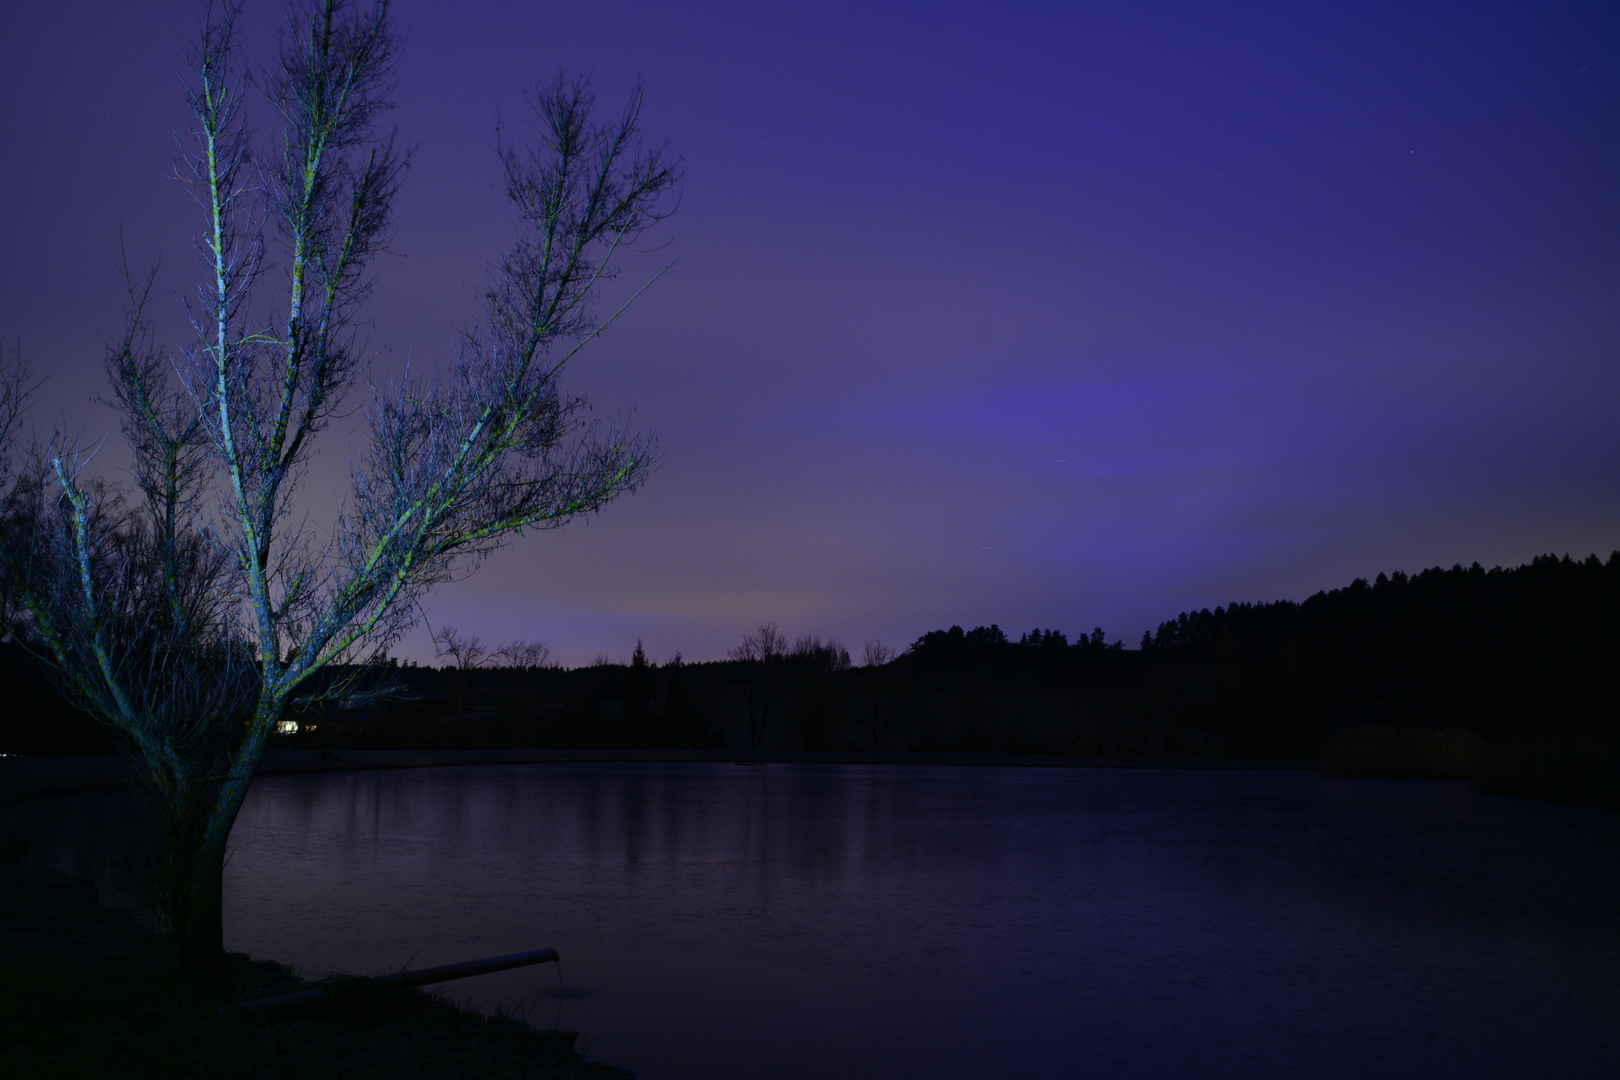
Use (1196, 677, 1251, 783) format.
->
(9, 763, 1619, 1079)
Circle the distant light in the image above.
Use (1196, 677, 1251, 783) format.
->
(275, 720, 299, 735)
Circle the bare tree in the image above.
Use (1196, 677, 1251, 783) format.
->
(729, 621, 785, 750)
(0, 342, 36, 629)
(431, 625, 490, 725)
(491, 639, 552, 670)
(861, 640, 895, 751)
(433, 626, 490, 670)
(0, 0, 676, 970)
(790, 634, 851, 750)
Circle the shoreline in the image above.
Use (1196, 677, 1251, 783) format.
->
(0, 858, 632, 1078)
(0, 749, 1315, 805)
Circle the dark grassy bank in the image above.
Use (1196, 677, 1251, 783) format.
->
(0, 845, 631, 1080)
(1319, 726, 1484, 779)
(1471, 741, 1620, 810)
(1317, 725, 1619, 809)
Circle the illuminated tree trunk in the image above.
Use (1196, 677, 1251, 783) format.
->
(0, 0, 673, 975)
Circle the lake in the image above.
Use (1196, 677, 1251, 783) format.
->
(9, 762, 1619, 1078)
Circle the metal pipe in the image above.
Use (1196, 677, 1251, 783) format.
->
(220, 947, 560, 1016)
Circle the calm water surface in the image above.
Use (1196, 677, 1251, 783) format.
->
(11, 763, 1620, 1078)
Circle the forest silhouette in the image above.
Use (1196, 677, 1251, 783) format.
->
(5, 552, 1616, 804)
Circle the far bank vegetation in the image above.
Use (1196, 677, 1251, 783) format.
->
(5, 553, 1616, 808)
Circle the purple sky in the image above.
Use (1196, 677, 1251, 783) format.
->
(3, 2, 1617, 666)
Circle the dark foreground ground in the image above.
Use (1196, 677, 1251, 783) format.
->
(0, 845, 633, 1080)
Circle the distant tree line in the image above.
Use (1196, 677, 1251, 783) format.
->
(4, 553, 1615, 762)
(1138, 553, 1618, 754)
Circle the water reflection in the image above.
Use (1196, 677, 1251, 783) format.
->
(8, 764, 1619, 1078)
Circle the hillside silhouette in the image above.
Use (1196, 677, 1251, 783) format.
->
(6, 553, 1616, 803)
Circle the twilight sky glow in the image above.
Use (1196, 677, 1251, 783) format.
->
(2, 2, 1617, 666)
